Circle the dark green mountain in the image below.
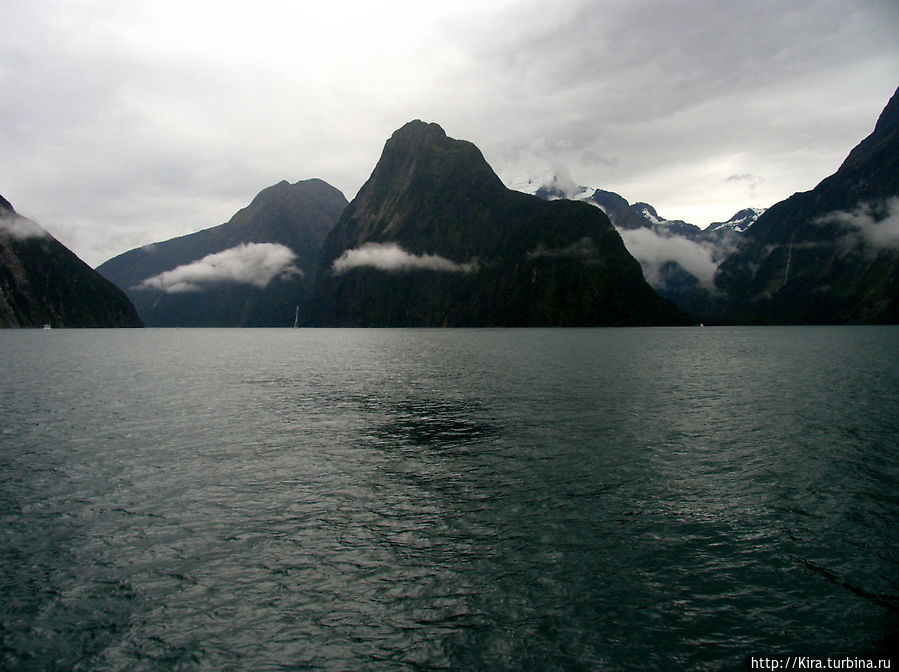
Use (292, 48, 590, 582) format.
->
(713, 85, 899, 324)
(0, 196, 142, 328)
(308, 121, 690, 326)
(98, 179, 347, 326)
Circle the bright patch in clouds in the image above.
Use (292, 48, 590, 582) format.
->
(332, 242, 478, 274)
(137, 242, 300, 293)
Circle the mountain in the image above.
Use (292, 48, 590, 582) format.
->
(0, 196, 142, 328)
(520, 178, 764, 317)
(98, 179, 348, 326)
(308, 121, 690, 327)
(706, 208, 765, 234)
(589, 193, 705, 240)
(582, 196, 757, 319)
(521, 176, 718, 239)
(714, 85, 899, 324)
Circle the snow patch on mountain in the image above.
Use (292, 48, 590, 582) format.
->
(709, 207, 766, 233)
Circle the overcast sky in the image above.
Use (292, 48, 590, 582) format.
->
(2, 0, 898, 266)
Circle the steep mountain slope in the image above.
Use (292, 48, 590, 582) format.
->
(98, 179, 347, 326)
(0, 196, 143, 328)
(523, 180, 764, 318)
(714, 85, 899, 324)
(308, 121, 690, 327)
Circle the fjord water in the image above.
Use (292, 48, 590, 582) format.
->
(1, 327, 897, 671)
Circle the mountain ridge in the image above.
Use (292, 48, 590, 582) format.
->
(713, 84, 899, 324)
(308, 120, 690, 327)
(518, 85, 899, 324)
(1, 196, 143, 328)
(98, 178, 347, 326)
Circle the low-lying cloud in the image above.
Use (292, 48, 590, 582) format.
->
(332, 242, 478, 274)
(617, 227, 724, 289)
(0, 214, 49, 240)
(815, 197, 899, 252)
(136, 242, 300, 293)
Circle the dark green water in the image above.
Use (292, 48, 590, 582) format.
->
(1, 327, 897, 670)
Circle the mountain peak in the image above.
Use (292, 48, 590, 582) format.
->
(708, 207, 765, 233)
(97, 179, 347, 326)
(247, 178, 344, 209)
(345, 121, 505, 244)
(835, 84, 898, 178)
(633, 202, 661, 224)
(0, 197, 142, 327)
(392, 119, 447, 140)
(869, 84, 899, 139)
(0, 194, 15, 215)
(310, 121, 690, 326)
(377, 120, 452, 165)
(378, 120, 471, 168)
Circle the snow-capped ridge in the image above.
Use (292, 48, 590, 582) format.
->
(510, 173, 763, 234)
(708, 207, 766, 233)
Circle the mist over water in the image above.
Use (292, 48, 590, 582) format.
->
(1, 327, 897, 670)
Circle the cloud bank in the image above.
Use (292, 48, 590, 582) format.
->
(616, 227, 724, 289)
(2, 2, 897, 266)
(136, 242, 300, 293)
(332, 242, 478, 274)
(815, 198, 899, 252)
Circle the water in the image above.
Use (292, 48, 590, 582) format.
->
(1, 327, 897, 671)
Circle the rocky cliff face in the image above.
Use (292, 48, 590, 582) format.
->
(98, 179, 347, 327)
(714, 85, 899, 324)
(0, 196, 143, 328)
(308, 121, 690, 326)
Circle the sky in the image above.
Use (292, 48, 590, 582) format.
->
(2, 0, 898, 267)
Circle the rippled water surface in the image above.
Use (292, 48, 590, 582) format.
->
(1, 327, 898, 670)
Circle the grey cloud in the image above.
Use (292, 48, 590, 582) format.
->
(460, 0, 898, 221)
(815, 198, 899, 252)
(616, 227, 731, 290)
(2, 1, 897, 267)
(726, 174, 764, 203)
(332, 243, 478, 274)
(0, 213, 49, 240)
(136, 243, 300, 293)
